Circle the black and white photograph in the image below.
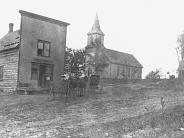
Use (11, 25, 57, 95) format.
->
(0, 0, 184, 137)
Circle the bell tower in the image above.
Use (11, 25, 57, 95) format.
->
(87, 14, 104, 47)
(85, 14, 105, 76)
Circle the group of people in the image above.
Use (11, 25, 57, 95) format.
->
(61, 72, 88, 97)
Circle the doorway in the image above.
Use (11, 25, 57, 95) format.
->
(39, 65, 46, 87)
(31, 62, 53, 88)
(38, 64, 53, 88)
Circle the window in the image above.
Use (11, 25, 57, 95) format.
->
(37, 40, 50, 57)
(37, 41, 44, 56)
(117, 65, 120, 76)
(127, 67, 131, 78)
(44, 43, 50, 57)
(0, 66, 3, 80)
(45, 64, 54, 81)
(31, 63, 38, 80)
(125, 66, 130, 78)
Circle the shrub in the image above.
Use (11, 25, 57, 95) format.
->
(145, 69, 161, 80)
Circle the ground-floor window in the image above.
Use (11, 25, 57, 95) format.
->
(0, 66, 3, 80)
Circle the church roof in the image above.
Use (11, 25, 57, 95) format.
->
(88, 14, 104, 35)
(0, 30, 20, 52)
(103, 48, 143, 68)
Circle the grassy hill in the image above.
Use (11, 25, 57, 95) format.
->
(0, 79, 183, 137)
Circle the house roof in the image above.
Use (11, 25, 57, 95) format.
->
(0, 30, 20, 51)
(103, 48, 143, 68)
(19, 10, 70, 26)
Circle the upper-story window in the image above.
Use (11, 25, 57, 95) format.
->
(0, 66, 4, 81)
(37, 40, 51, 57)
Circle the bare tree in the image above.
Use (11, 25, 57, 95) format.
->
(177, 32, 184, 84)
(177, 33, 184, 60)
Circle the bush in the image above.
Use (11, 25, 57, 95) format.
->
(145, 69, 161, 80)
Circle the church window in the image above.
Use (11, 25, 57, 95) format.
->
(117, 65, 120, 76)
(120, 67, 125, 77)
(0, 66, 3, 80)
(127, 66, 131, 78)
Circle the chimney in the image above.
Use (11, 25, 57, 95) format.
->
(8, 23, 14, 33)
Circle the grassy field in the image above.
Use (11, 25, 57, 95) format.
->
(0, 79, 184, 138)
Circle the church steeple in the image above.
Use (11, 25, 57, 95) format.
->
(88, 14, 104, 36)
(87, 14, 104, 46)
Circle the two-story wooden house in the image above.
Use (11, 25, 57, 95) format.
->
(0, 10, 70, 93)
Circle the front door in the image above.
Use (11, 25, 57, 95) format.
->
(39, 65, 46, 87)
(31, 62, 53, 88)
(38, 64, 53, 88)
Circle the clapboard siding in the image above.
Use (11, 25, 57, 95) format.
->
(0, 49, 19, 92)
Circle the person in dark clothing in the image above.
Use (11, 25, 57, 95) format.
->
(78, 74, 88, 97)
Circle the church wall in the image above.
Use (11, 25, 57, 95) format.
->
(101, 63, 142, 80)
(110, 63, 117, 78)
(103, 63, 118, 79)
(129, 66, 133, 79)
(118, 65, 126, 79)
(102, 63, 111, 78)
(138, 67, 142, 79)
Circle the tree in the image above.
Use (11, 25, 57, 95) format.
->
(71, 49, 86, 74)
(145, 69, 162, 80)
(64, 47, 85, 76)
(64, 47, 73, 74)
(177, 32, 184, 60)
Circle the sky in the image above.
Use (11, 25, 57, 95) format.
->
(0, 0, 183, 78)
